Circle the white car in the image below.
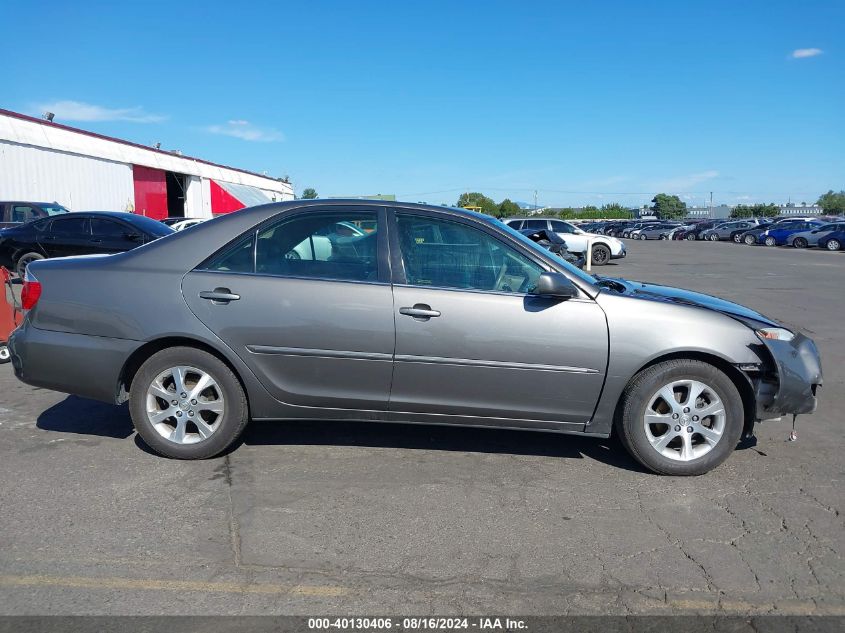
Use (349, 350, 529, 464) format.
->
(504, 218, 626, 265)
(171, 218, 207, 231)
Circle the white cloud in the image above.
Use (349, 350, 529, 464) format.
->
(205, 120, 284, 142)
(653, 170, 719, 192)
(36, 100, 165, 123)
(791, 48, 823, 59)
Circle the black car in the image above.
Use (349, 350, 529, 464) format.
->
(518, 228, 585, 268)
(0, 201, 70, 229)
(0, 211, 174, 276)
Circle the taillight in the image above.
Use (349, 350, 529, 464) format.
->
(21, 272, 42, 311)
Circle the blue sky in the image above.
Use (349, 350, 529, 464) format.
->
(3, 0, 843, 207)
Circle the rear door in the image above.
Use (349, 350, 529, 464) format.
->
(388, 209, 608, 425)
(181, 206, 395, 411)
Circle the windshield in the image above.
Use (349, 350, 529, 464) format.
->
(42, 205, 70, 216)
(496, 218, 598, 286)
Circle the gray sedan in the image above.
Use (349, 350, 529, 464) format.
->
(9, 201, 822, 476)
(632, 223, 682, 240)
(789, 222, 845, 248)
(701, 221, 756, 241)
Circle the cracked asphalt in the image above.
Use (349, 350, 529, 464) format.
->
(0, 239, 842, 615)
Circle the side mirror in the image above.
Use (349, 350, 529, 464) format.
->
(535, 272, 577, 299)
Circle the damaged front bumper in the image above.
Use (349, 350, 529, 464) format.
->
(753, 332, 822, 420)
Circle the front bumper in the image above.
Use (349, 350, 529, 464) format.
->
(610, 243, 627, 259)
(754, 332, 822, 419)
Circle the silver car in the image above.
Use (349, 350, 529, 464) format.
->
(700, 221, 757, 241)
(8, 201, 822, 475)
(788, 222, 845, 248)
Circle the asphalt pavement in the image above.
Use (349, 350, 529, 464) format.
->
(0, 239, 843, 615)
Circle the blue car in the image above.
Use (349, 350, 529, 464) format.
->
(818, 230, 845, 251)
(758, 220, 824, 246)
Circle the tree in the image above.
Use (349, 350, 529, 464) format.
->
(600, 203, 632, 218)
(731, 203, 778, 218)
(456, 192, 497, 216)
(817, 190, 845, 215)
(301, 188, 318, 199)
(497, 198, 521, 218)
(650, 193, 687, 219)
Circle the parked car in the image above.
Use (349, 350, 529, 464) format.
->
(601, 221, 632, 237)
(171, 218, 208, 231)
(620, 222, 657, 238)
(631, 223, 682, 240)
(701, 221, 758, 242)
(0, 201, 70, 229)
(160, 217, 188, 227)
(9, 201, 822, 476)
(504, 218, 625, 265)
(757, 221, 825, 246)
(788, 222, 845, 248)
(519, 228, 585, 268)
(668, 223, 699, 240)
(818, 230, 845, 251)
(682, 220, 723, 241)
(737, 220, 803, 245)
(0, 211, 174, 276)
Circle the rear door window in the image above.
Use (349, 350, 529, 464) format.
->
(91, 218, 130, 239)
(11, 205, 37, 224)
(49, 216, 89, 235)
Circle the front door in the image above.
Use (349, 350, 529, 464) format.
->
(388, 211, 609, 425)
(182, 207, 395, 411)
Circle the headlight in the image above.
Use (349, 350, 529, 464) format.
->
(757, 327, 795, 342)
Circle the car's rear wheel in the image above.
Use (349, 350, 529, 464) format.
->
(792, 237, 808, 248)
(686, 234, 696, 241)
(615, 359, 743, 476)
(744, 234, 756, 245)
(732, 233, 743, 243)
(129, 347, 249, 459)
(0, 344, 10, 364)
(826, 239, 841, 251)
(659, 234, 668, 240)
(15, 252, 44, 277)
(764, 236, 777, 246)
(591, 244, 611, 265)
(638, 233, 647, 240)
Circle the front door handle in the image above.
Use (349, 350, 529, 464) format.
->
(399, 304, 441, 320)
(199, 288, 240, 304)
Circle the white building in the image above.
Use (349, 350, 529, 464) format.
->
(0, 108, 294, 219)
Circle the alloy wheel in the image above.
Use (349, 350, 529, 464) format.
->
(744, 235, 756, 245)
(145, 365, 225, 445)
(765, 237, 776, 246)
(827, 239, 841, 251)
(643, 379, 726, 462)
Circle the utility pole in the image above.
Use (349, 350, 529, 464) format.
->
(534, 190, 538, 211)
(709, 191, 713, 218)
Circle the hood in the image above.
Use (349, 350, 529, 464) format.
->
(606, 279, 779, 327)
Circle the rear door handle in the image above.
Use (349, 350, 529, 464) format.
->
(399, 304, 441, 320)
(199, 288, 240, 304)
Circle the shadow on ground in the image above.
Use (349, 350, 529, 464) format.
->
(35, 395, 648, 472)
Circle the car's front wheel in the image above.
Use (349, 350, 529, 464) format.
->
(615, 359, 744, 475)
(792, 237, 808, 248)
(744, 234, 757, 245)
(129, 346, 249, 459)
(764, 236, 777, 247)
(825, 239, 841, 251)
(686, 234, 696, 241)
(0, 344, 10, 364)
(732, 233, 743, 243)
(591, 244, 611, 265)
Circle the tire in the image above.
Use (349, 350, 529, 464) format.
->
(792, 237, 808, 248)
(638, 233, 647, 240)
(614, 359, 744, 476)
(732, 233, 743, 244)
(15, 252, 44, 277)
(744, 234, 756, 245)
(129, 346, 249, 459)
(686, 234, 696, 241)
(659, 234, 668, 240)
(764, 237, 777, 247)
(708, 233, 719, 241)
(591, 243, 611, 265)
(826, 239, 841, 251)
(0, 344, 10, 364)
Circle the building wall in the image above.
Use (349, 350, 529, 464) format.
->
(0, 140, 134, 210)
